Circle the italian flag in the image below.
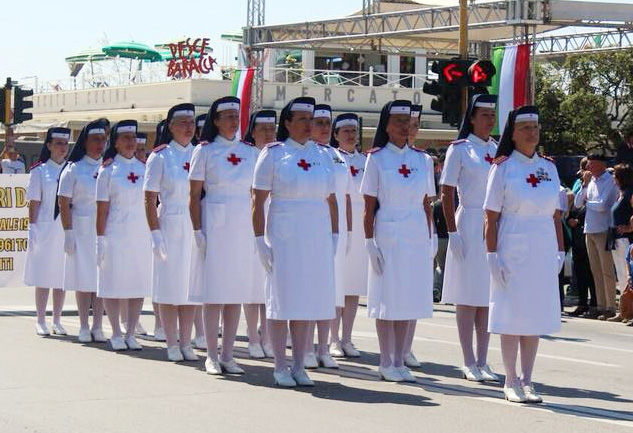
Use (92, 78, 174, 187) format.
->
(489, 44, 531, 134)
(232, 68, 255, 140)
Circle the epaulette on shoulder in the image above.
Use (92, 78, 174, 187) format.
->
(493, 156, 508, 165)
(153, 144, 167, 153)
(410, 146, 427, 154)
(28, 161, 42, 171)
(365, 147, 383, 155)
(315, 142, 330, 148)
(539, 154, 555, 163)
(241, 140, 255, 147)
(450, 139, 468, 146)
(102, 158, 113, 167)
(199, 140, 211, 146)
(267, 141, 282, 148)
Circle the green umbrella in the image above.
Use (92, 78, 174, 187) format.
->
(102, 41, 162, 62)
(65, 48, 109, 78)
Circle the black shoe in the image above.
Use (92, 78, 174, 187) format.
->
(582, 308, 600, 319)
(568, 306, 588, 317)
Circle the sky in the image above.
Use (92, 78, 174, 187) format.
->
(1, 0, 631, 88)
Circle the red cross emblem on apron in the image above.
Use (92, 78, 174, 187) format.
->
(484, 153, 494, 164)
(398, 164, 411, 178)
(350, 166, 360, 177)
(227, 153, 242, 166)
(183, 162, 190, 172)
(127, 172, 139, 183)
(297, 159, 312, 171)
(526, 173, 540, 188)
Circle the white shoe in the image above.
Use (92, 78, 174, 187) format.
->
(153, 327, 166, 342)
(285, 333, 292, 348)
(124, 335, 142, 350)
(329, 341, 345, 358)
(461, 364, 484, 382)
(191, 336, 207, 350)
(248, 343, 265, 359)
(341, 341, 361, 358)
(262, 342, 274, 358)
(135, 322, 148, 336)
(109, 336, 128, 351)
(219, 359, 245, 374)
(304, 352, 319, 369)
(317, 353, 339, 369)
(181, 345, 199, 362)
(378, 365, 404, 382)
(51, 323, 67, 336)
(396, 366, 417, 383)
(35, 322, 50, 336)
(523, 384, 543, 403)
(292, 369, 315, 386)
(91, 328, 107, 343)
(404, 352, 421, 368)
(479, 364, 500, 382)
(205, 358, 222, 375)
(77, 328, 92, 343)
(167, 345, 184, 362)
(504, 384, 527, 403)
(273, 368, 297, 387)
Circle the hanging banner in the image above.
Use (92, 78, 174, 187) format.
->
(0, 174, 29, 288)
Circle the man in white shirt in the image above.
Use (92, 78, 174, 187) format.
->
(1, 147, 26, 174)
(574, 154, 619, 319)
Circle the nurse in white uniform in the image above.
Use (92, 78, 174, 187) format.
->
(329, 113, 364, 359)
(360, 100, 435, 383)
(189, 96, 259, 375)
(1, 147, 26, 174)
(253, 97, 338, 387)
(402, 104, 438, 368)
(144, 103, 199, 362)
(484, 106, 565, 403)
(440, 94, 500, 382)
(58, 120, 108, 343)
(242, 110, 278, 359)
(96, 120, 152, 351)
(25, 128, 70, 336)
(303, 104, 348, 370)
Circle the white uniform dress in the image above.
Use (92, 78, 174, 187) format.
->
(188, 135, 258, 304)
(440, 134, 498, 306)
(24, 160, 65, 288)
(484, 151, 562, 335)
(58, 156, 101, 291)
(250, 147, 269, 305)
(253, 139, 337, 320)
(339, 148, 369, 296)
(360, 143, 434, 320)
(96, 154, 152, 299)
(144, 141, 197, 305)
(319, 144, 351, 307)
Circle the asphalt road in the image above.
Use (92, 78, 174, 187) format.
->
(1, 286, 631, 433)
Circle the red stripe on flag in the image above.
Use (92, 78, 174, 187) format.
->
(513, 44, 531, 108)
(239, 68, 255, 139)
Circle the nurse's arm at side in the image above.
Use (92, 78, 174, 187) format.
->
(252, 189, 269, 237)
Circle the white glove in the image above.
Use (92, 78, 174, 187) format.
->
(365, 238, 385, 275)
(556, 251, 566, 274)
(345, 231, 352, 256)
(431, 234, 438, 259)
(64, 230, 76, 255)
(332, 233, 339, 256)
(193, 230, 206, 251)
(255, 236, 273, 274)
(27, 223, 37, 249)
(448, 231, 464, 262)
(487, 252, 507, 288)
(151, 230, 167, 261)
(96, 236, 106, 268)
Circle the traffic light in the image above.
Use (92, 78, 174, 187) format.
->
(13, 86, 33, 124)
(438, 60, 471, 86)
(468, 60, 496, 87)
(0, 85, 8, 126)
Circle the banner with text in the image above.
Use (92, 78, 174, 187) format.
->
(0, 175, 29, 287)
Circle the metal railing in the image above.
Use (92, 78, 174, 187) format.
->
(268, 67, 430, 89)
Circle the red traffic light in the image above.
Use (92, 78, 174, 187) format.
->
(442, 62, 466, 84)
(469, 61, 496, 86)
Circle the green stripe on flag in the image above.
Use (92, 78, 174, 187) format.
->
(231, 70, 242, 96)
(490, 46, 505, 135)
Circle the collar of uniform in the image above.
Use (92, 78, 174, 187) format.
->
(386, 142, 408, 155)
(46, 159, 63, 168)
(511, 149, 538, 164)
(594, 170, 612, 182)
(169, 140, 191, 152)
(337, 147, 353, 155)
(286, 137, 309, 149)
(83, 155, 102, 166)
(115, 154, 135, 164)
(467, 133, 494, 147)
(215, 135, 237, 146)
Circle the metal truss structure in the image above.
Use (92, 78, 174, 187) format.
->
(245, 0, 266, 111)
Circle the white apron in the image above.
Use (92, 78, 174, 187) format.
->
(250, 146, 269, 304)
(360, 143, 434, 320)
(24, 160, 65, 288)
(188, 136, 258, 304)
(58, 156, 101, 291)
(484, 151, 562, 335)
(319, 144, 350, 307)
(253, 139, 336, 320)
(144, 141, 197, 305)
(441, 134, 498, 306)
(96, 155, 152, 299)
(339, 149, 369, 296)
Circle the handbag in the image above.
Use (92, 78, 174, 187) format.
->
(620, 284, 633, 320)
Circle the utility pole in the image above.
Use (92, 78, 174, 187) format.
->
(458, 0, 469, 116)
(2, 78, 12, 150)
